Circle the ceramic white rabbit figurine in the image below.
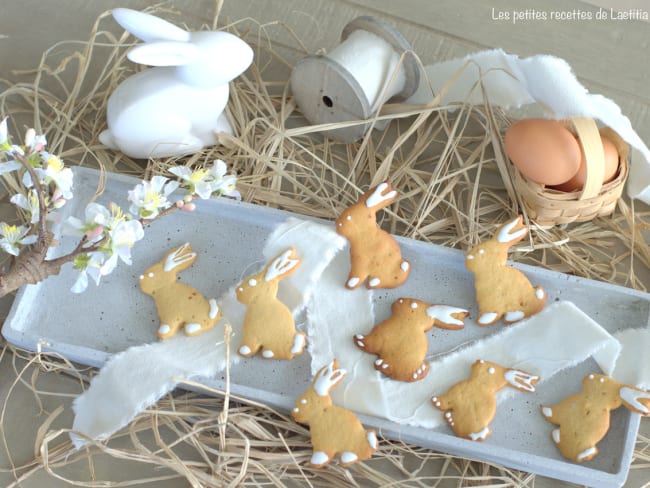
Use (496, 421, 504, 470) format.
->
(99, 8, 253, 159)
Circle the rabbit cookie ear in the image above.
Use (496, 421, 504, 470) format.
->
(127, 41, 199, 67)
(496, 215, 527, 244)
(112, 8, 190, 43)
(164, 243, 197, 272)
(619, 386, 650, 415)
(264, 248, 301, 282)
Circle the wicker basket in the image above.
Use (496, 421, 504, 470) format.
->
(510, 117, 629, 226)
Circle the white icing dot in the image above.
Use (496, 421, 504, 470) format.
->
(577, 447, 597, 461)
(367, 431, 378, 449)
(158, 324, 171, 335)
(369, 278, 381, 287)
(293, 407, 299, 412)
(185, 323, 201, 335)
(589, 374, 595, 380)
(399, 299, 404, 303)
(346, 215, 351, 221)
(435, 401, 441, 407)
(432, 396, 438, 402)
(600, 377, 605, 383)
(413, 373, 418, 379)
(340, 452, 358, 464)
(337, 222, 342, 227)
(239, 345, 251, 355)
(139, 275, 144, 280)
(148, 272, 154, 278)
(505, 310, 525, 322)
(478, 249, 485, 254)
(488, 367, 496, 374)
(355, 334, 364, 339)
(248, 278, 257, 286)
(479, 359, 485, 363)
(551, 429, 560, 444)
(375, 359, 383, 366)
(310, 451, 329, 465)
(401, 261, 409, 272)
(542, 407, 553, 418)
(209, 299, 219, 319)
(238, 287, 244, 292)
(262, 350, 275, 358)
(347, 277, 360, 287)
(301, 399, 307, 404)
(382, 363, 388, 369)
(536, 288, 545, 299)
(410, 302, 418, 309)
(478, 312, 498, 325)
(467, 254, 474, 260)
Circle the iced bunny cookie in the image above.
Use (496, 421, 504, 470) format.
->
(139, 243, 221, 339)
(542, 374, 650, 462)
(431, 359, 539, 441)
(465, 215, 546, 326)
(236, 248, 306, 359)
(336, 181, 410, 289)
(354, 298, 468, 382)
(292, 359, 378, 467)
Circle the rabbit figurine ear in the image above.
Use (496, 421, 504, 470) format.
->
(127, 41, 199, 67)
(112, 8, 190, 43)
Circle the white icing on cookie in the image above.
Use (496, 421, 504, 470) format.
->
(209, 299, 219, 319)
(184, 323, 201, 335)
(347, 277, 360, 288)
(365, 182, 396, 208)
(426, 305, 467, 326)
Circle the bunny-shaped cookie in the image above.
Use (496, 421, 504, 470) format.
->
(542, 374, 650, 462)
(139, 243, 221, 339)
(354, 298, 468, 382)
(99, 8, 253, 159)
(336, 181, 410, 290)
(465, 215, 546, 326)
(292, 359, 378, 467)
(236, 248, 306, 360)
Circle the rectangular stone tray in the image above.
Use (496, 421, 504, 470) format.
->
(3, 167, 650, 487)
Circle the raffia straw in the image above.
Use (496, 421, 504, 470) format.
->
(1, 4, 650, 487)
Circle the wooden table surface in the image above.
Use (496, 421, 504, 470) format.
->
(1, 0, 649, 486)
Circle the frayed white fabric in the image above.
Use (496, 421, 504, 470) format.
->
(72, 218, 344, 447)
(596, 328, 650, 389)
(318, 301, 620, 428)
(307, 251, 388, 417)
(406, 48, 650, 203)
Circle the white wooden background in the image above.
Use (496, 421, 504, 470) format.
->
(1, 0, 649, 486)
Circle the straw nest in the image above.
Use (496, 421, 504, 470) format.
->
(1, 4, 650, 487)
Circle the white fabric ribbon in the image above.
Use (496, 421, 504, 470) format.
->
(72, 217, 345, 447)
(405, 48, 650, 203)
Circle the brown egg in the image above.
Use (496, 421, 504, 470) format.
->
(551, 135, 620, 192)
(505, 119, 582, 185)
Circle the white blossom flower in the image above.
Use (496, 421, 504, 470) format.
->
(169, 165, 214, 199)
(10, 190, 40, 224)
(99, 219, 144, 275)
(64, 202, 112, 245)
(71, 252, 104, 293)
(0, 222, 38, 256)
(24, 128, 46, 152)
(128, 175, 179, 219)
(207, 159, 240, 199)
(169, 160, 239, 200)
(36, 152, 73, 199)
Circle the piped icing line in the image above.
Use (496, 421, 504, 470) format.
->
(72, 217, 345, 448)
(379, 301, 621, 429)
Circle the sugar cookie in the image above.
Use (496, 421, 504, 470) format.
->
(465, 215, 546, 326)
(431, 359, 539, 441)
(542, 373, 650, 462)
(354, 298, 468, 382)
(139, 243, 221, 339)
(236, 248, 306, 359)
(292, 359, 378, 467)
(336, 181, 410, 289)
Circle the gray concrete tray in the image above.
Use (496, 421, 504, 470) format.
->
(3, 167, 650, 487)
